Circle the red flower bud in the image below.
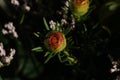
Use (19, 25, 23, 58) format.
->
(44, 31, 66, 53)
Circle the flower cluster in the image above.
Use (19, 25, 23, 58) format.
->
(11, 0, 20, 6)
(49, 20, 56, 30)
(11, 0, 30, 12)
(0, 43, 16, 67)
(110, 61, 120, 73)
(2, 22, 18, 38)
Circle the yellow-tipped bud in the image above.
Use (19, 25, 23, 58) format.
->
(70, 0, 89, 19)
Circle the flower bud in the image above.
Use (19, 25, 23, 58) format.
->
(70, 0, 89, 19)
(44, 31, 66, 53)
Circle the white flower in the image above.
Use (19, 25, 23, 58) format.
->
(2, 56, 11, 64)
(110, 61, 120, 73)
(9, 48, 16, 60)
(2, 29, 8, 35)
(49, 20, 56, 30)
(61, 19, 67, 25)
(24, 5, 31, 11)
(0, 62, 3, 68)
(2, 22, 18, 38)
(13, 31, 18, 38)
(1, 48, 16, 64)
(71, 19, 75, 29)
(11, 0, 20, 6)
(65, 1, 69, 7)
(0, 42, 16, 67)
(0, 43, 6, 56)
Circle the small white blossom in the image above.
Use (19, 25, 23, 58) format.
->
(0, 42, 16, 68)
(1, 49, 15, 64)
(61, 19, 67, 25)
(0, 62, 3, 67)
(65, 1, 69, 7)
(9, 48, 16, 60)
(62, 7, 69, 12)
(2, 56, 11, 64)
(2, 29, 8, 35)
(0, 43, 6, 56)
(24, 5, 31, 11)
(13, 32, 18, 38)
(110, 61, 120, 73)
(71, 19, 75, 29)
(2, 22, 18, 38)
(49, 20, 56, 30)
(11, 0, 20, 6)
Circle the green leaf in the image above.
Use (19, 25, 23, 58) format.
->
(64, 27, 72, 35)
(83, 24, 87, 32)
(43, 18, 50, 31)
(20, 14, 25, 24)
(44, 51, 50, 57)
(34, 32, 39, 37)
(44, 52, 56, 63)
(102, 26, 111, 36)
(58, 53, 62, 62)
(55, 22, 60, 31)
(32, 47, 43, 52)
(63, 51, 69, 56)
(92, 23, 99, 30)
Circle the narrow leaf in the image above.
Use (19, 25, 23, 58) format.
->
(102, 26, 111, 35)
(20, 14, 25, 24)
(83, 24, 87, 32)
(32, 47, 43, 51)
(44, 52, 56, 64)
(43, 18, 50, 31)
(58, 53, 62, 62)
(44, 53, 53, 64)
(64, 27, 71, 35)
(34, 33, 39, 37)
(44, 52, 50, 57)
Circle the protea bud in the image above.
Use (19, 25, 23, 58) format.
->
(44, 31, 66, 53)
(70, 0, 89, 19)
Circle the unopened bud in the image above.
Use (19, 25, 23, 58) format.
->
(44, 31, 66, 53)
(70, 0, 89, 19)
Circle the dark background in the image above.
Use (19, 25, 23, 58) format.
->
(0, 0, 120, 80)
